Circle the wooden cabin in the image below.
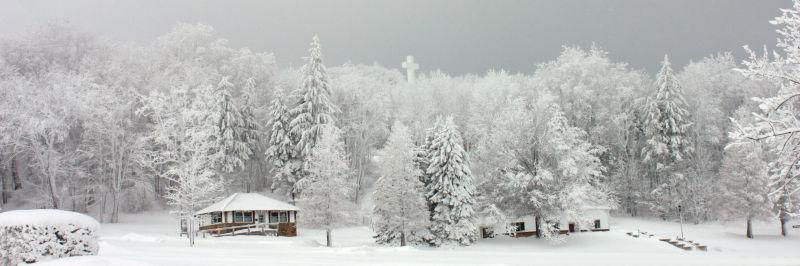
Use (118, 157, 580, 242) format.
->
(195, 193, 300, 237)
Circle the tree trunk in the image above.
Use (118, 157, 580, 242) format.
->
(189, 216, 195, 247)
(43, 140, 60, 209)
(780, 214, 787, 237)
(746, 218, 753, 239)
(1, 163, 8, 205)
(100, 191, 107, 223)
(69, 184, 76, 212)
(400, 231, 406, 247)
(111, 189, 120, 223)
(326, 229, 332, 247)
(47, 167, 60, 209)
(778, 188, 789, 237)
(12, 158, 21, 190)
(535, 216, 541, 238)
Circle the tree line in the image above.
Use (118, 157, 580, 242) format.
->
(2, 0, 800, 247)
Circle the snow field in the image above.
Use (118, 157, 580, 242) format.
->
(33, 212, 800, 266)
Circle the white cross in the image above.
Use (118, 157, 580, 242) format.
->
(402, 55, 419, 84)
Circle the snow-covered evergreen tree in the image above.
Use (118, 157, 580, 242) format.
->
(296, 126, 355, 247)
(415, 120, 440, 187)
(266, 85, 302, 198)
(288, 36, 339, 198)
(238, 77, 261, 192)
(289, 36, 338, 157)
(372, 121, 430, 246)
(425, 116, 477, 246)
(239, 77, 260, 156)
(734, 0, 800, 236)
(642, 55, 693, 218)
(215, 76, 251, 174)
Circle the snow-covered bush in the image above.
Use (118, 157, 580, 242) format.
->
(0, 209, 100, 265)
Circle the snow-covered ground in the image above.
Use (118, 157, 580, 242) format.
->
(35, 212, 800, 266)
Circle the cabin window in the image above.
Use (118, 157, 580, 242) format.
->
(233, 211, 253, 223)
(481, 227, 494, 238)
(270, 211, 289, 223)
(211, 212, 222, 224)
(258, 213, 265, 223)
(510, 222, 525, 232)
(594, 220, 601, 229)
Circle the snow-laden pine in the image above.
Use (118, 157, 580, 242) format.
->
(642, 55, 693, 218)
(214, 76, 251, 175)
(424, 116, 477, 246)
(296, 126, 355, 247)
(237, 77, 261, 191)
(289, 36, 338, 158)
(372, 121, 430, 246)
(266, 85, 302, 198)
(288, 36, 339, 199)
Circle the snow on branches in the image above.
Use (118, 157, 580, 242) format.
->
(296, 126, 355, 247)
(424, 117, 477, 246)
(372, 121, 430, 246)
(733, 0, 800, 236)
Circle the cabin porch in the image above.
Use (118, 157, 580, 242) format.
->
(198, 210, 298, 237)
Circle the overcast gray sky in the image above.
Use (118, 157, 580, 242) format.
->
(0, 0, 787, 75)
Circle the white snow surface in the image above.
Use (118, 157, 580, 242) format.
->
(195, 193, 299, 215)
(33, 212, 800, 265)
(0, 209, 100, 230)
(35, 256, 152, 266)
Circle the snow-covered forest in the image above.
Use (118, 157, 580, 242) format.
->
(1, 0, 800, 264)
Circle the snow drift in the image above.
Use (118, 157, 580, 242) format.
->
(0, 209, 100, 265)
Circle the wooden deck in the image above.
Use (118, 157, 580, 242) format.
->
(199, 222, 253, 231)
(199, 222, 297, 237)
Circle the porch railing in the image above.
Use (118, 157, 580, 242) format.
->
(199, 222, 279, 237)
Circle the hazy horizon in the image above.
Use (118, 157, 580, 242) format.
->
(0, 0, 787, 75)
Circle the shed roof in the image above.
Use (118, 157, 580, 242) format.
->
(196, 193, 300, 215)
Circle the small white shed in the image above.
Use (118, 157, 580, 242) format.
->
(479, 206, 612, 238)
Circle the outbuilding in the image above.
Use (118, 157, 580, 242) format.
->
(479, 206, 612, 238)
(195, 193, 300, 237)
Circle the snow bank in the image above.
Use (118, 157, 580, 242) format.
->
(34, 256, 153, 266)
(0, 209, 100, 265)
(119, 233, 164, 243)
(0, 209, 100, 230)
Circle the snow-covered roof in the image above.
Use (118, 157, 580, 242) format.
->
(196, 193, 300, 215)
(0, 209, 100, 230)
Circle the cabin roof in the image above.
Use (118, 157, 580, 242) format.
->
(196, 193, 300, 215)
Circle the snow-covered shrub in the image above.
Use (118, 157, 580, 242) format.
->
(0, 209, 100, 265)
